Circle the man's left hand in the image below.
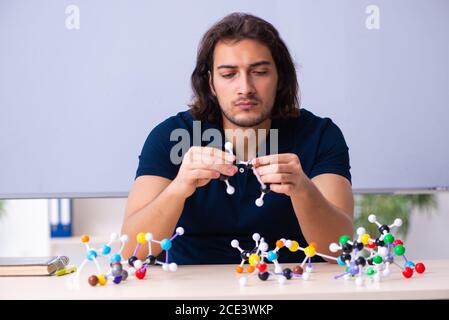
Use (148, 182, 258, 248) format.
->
(253, 153, 308, 196)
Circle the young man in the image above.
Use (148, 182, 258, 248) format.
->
(121, 13, 354, 264)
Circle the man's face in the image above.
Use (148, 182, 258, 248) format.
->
(209, 39, 278, 128)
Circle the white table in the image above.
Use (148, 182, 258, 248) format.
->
(1, 260, 448, 300)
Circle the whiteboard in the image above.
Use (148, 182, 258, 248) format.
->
(1, 0, 448, 198)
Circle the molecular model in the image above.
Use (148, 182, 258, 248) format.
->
(75, 232, 129, 286)
(220, 142, 271, 207)
(231, 233, 333, 286)
(75, 227, 184, 286)
(231, 233, 286, 286)
(329, 214, 426, 286)
(281, 238, 339, 280)
(126, 227, 184, 279)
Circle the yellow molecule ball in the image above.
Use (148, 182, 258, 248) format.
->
(248, 254, 261, 266)
(81, 235, 89, 243)
(136, 232, 147, 244)
(304, 246, 316, 257)
(361, 234, 370, 245)
(289, 241, 299, 252)
(98, 274, 107, 286)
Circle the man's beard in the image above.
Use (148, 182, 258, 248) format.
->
(221, 106, 272, 128)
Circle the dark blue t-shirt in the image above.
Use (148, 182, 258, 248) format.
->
(135, 108, 351, 265)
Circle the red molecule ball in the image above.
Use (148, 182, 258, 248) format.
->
(415, 262, 426, 274)
(402, 267, 413, 278)
(135, 267, 147, 279)
(367, 242, 376, 249)
(88, 275, 99, 286)
(394, 239, 404, 245)
(257, 263, 267, 273)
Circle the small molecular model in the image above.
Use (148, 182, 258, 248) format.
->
(126, 227, 184, 279)
(280, 238, 338, 280)
(75, 227, 184, 286)
(75, 233, 129, 286)
(220, 142, 271, 207)
(329, 214, 426, 286)
(231, 233, 331, 286)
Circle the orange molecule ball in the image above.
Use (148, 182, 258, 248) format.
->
(309, 242, 317, 248)
(235, 265, 243, 273)
(276, 240, 284, 248)
(246, 265, 255, 273)
(81, 235, 89, 243)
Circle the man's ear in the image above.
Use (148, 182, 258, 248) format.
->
(208, 71, 217, 96)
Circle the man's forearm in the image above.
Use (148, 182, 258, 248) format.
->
(290, 177, 353, 260)
(121, 182, 187, 260)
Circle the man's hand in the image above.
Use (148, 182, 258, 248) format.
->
(253, 153, 307, 196)
(171, 146, 238, 199)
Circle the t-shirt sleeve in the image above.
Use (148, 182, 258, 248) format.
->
(135, 120, 179, 181)
(309, 120, 352, 184)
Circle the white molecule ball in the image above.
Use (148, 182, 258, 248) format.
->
(120, 234, 129, 243)
(278, 276, 287, 285)
(383, 268, 391, 277)
(169, 263, 178, 272)
(176, 227, 185, 236)
(224, 142, 233, 153)
(373, 273, 381, 282)
(162, 263, 169, 271)
(378, 247, 389, 257)
(128, 267, 136, 276)
(356, 227, 366, 236)
(227, 186, 235, 195)
(239, 277, 248, 286)
(275, 266, 283, 274)
(368, 214, 377, 223)
(145, 233, 153, 241)
(255, 198, 263, 207)
(259, 242, 269, 252)
(252, 233, 261, 241)
(394, 218, 403, 227)
(231, 240, 239, 248)
(355, 277, 364, 287)
(110, 232, 118, 241)
(306, 266, 313, 273)
(302, 272, 311, 281)
(133, 259, 143, 270)
(329, 243, 340, 253)
(285, 240, 292, 248)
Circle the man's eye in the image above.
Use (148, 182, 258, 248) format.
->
(222, 73, 235, 79)
(253, 71, 268, 75)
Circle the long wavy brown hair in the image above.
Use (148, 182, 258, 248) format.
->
(189, 12, 300, 123)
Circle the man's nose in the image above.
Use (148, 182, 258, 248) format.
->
(237, 73, 255, 96)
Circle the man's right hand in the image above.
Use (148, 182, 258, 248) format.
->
(171, 146, 238, 198)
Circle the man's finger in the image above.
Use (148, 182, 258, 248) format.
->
(256, 163, 293, 176)
(254, 154, 287, 166)
(260, 173, 293, 184)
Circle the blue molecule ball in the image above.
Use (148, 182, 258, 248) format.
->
(161, 239, 172, 251)
(86, 249, 97, 261)
(101, 244, 111, 255)
(337, 256, 346, 266)
(113, 275, 122, 284)
(267, 251, 278, 262)
(110, 253, 122, 264)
